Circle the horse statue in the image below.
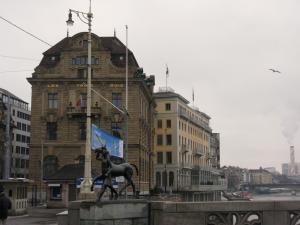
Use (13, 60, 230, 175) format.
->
(91, 147, 139, 201)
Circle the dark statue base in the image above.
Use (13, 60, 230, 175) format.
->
(66, 199, 149, 225)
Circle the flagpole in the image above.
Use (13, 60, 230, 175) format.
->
(125, 24, 129, 198)
(166, 64, 169, 92)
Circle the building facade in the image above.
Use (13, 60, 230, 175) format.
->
(0, 88, 31, 179)
(153, 87, 225, 201)
(27, 32, 155, 202)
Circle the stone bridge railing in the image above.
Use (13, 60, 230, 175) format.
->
(61, 200, 300, 225)
(151, 201, 300, 225)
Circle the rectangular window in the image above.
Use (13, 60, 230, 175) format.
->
(17, 122, 21, 130)
(165, 103, 171, 111)
(21, 147, 25, 155)
(79, 120, 86, 140)
(112, 93, 122, 107)
(166, 134, 172, 145)
(21, 135, 26, 143)
(166, 119, 171, 128)
(157, 152, 163, 164)
(22, 123, 26, 131)
(48, 93, 58, 109)
(15, 158, 20, 168)
(16, 146, 20, 154)
(157, 120, 162, 129)
(26, 148, 29, 155)
(78, 68, 87, 78)
(21, 159, 25, 168)
(16, 134, 21, 142)
(111, 122, 122, 138)
(47, 122, 57, 140)
(50, 186, 62, 200)
(112, 93, 122, 108)
(80, 93, 87, 107)
(157, 134, 163, 146)
(166, 152, 172, 164)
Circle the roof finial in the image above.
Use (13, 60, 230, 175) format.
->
(67, 27, 69, 37)
(114, 28, 116, 37)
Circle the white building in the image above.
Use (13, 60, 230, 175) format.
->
(0, 88, 31, 178)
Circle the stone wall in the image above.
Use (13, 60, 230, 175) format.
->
(151, 200, 300, 225)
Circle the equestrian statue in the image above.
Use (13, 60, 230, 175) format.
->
(91, 147, 139, 201)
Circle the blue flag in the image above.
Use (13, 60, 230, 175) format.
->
(91, 124, 123, 158)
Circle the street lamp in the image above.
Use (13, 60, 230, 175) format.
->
(66, 1, 93, 194)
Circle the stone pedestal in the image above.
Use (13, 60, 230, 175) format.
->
(67, 200, 149, 225)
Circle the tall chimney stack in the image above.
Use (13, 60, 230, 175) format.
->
(290, 146, 295, 164)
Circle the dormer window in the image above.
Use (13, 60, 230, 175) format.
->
(83, 40, 88, 48)
(71, 56, 99, 65)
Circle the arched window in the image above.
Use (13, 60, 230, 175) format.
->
(156, 172, 161, 187)
(43, 155, 59, 178)
(169, 171, 174, 187)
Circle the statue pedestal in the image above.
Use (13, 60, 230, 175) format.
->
(67, 200, 149, 225)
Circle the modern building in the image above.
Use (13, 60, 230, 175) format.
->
(0, 88, 31, 179)
(27, 32, 155, 204)
(153, 87, 225, 201)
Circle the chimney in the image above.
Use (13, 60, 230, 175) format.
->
(290, 146, 295, 164)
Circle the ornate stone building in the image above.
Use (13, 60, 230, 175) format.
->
(27, 32, 155, 201)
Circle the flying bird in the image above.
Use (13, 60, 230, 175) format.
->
(269, 69, 281, 74)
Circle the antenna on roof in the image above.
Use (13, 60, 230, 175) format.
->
(67, 27, 69, 37)
(114, 28, 116, 37)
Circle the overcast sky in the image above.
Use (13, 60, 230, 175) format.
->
(1, 0, 300, 171)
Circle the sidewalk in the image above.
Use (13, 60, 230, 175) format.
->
(7, 206, 65, 225)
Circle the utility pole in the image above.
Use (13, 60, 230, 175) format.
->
(66, 0, 93, 194)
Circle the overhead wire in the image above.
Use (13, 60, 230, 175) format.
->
(0, 54, 39, 61)
(0, 70, 33, 74)
(0, 15, 52, 47)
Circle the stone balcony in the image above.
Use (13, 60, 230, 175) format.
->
(66, 106, 101, 118)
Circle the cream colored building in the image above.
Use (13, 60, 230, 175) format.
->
(249, 169, 273, 185)
(153, 87, 225, 201)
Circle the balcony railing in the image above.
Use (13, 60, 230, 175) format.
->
(194, 148, 204, 157)
(66, 106, 101, 118)
(182, 162, 193, 169)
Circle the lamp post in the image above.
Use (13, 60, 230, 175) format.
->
(66, 0, 93, 194)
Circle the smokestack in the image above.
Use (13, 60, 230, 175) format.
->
(290, 146, 295, 164)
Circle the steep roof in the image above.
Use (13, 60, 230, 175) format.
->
(39, 32, 139, 68)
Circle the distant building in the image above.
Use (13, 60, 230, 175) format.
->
(153, 87, 225, 201)
(210, 133, 220, 169)
(0, 88, 31, 179)
(281, 146, 300, 176)
(249, 168, 273, 185)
